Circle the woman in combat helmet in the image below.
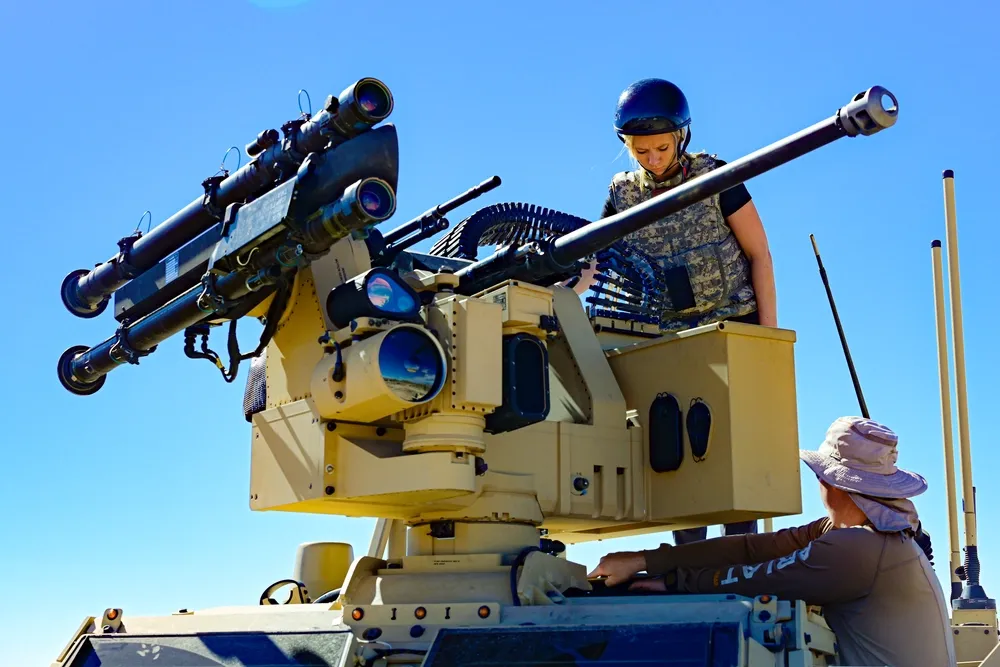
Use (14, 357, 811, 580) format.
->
(576, 78, 777, 332)
(577, 79, 778, 545)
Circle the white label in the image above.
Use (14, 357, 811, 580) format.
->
(165, 253, 179, 284)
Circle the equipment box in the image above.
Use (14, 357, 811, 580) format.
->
(606, 321, 802, 526)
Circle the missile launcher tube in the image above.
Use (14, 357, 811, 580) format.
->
(57, 175, 397, 396)
(60, 78, 393, 319)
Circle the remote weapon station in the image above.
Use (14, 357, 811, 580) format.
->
(52, 79, 996, 665)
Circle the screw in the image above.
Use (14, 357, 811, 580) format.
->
(376, 427, 386, 436)
(325, 486, 335, 495)
(326, 465, 334, 474)
(334, 391, 344, 400)
(326, 422, 337, 431)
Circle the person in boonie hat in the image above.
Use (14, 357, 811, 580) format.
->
(589, 416, 955, 666)
(801, 415, 928, 534)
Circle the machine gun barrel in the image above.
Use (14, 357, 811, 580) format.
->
(383, 175, 501, 246)
(60, 78, 393, 320)
(455, 86, 898, 294)
(372, 175, 501, 266)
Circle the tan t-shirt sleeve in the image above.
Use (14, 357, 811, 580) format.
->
(673, 526, 884, 607)
(643, 517, 833, 574)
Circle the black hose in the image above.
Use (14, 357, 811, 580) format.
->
(313, 588, 341, 604)
(509, 546, 540, 606)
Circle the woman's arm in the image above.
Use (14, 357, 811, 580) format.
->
(726, 200, 777, 326)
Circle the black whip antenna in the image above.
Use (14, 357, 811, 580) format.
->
(810, 234, 869, 418)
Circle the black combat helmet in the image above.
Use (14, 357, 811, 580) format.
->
(613, 78, 691, 142)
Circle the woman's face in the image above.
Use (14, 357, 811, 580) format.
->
(628, 132, 679, 177)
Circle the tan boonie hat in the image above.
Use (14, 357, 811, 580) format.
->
(800, 416, 928, 499)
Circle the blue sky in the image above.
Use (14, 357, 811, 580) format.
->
(2, 0, 998, 662)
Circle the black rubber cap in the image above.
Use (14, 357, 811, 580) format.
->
(932, 240, 942, 248)
(943, 169, 955, 179)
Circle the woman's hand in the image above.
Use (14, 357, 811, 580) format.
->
(572, 258, 598, 295)
(555, 258, 598, 294)
(587, 551, 647, 586)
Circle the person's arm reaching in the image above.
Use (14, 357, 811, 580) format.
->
(642, 517, 832, 573)
(590, 518, 832, 585)
(669, 527, 882, 607)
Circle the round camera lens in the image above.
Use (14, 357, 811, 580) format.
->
(355, 82, 391, 119)
(361, 189, 381, 213)
(378, 328, 444, 403)
(357, 181, 393, 219)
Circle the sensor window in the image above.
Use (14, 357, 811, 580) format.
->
(367, 275, 416, 315)
(379, 327, 445, 403)
(326, 268, 422, 330)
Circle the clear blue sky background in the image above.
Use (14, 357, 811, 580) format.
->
(2, 1, 997, 663)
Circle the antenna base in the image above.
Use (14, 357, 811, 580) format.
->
(954, 589, 996, 611)
(953, 546, 995, 610)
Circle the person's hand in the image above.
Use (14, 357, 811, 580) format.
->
(628, 576, 667, 592)
(587, 551, 646, 586)
(630, 570, 679, 593)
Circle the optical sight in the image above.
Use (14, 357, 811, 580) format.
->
(311, 323, 448, 423)
(326, 268, 422, 330)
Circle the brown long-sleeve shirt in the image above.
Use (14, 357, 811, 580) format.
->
(642, 518, 956, 666)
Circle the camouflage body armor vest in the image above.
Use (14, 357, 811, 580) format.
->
(609, 152, 757, 332)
